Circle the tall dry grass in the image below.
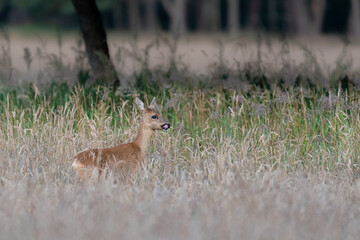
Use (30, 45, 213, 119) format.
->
(1, 88, 360, 239)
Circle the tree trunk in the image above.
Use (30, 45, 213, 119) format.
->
(247, 0, 261, 30)
(228, 0, 240, 33)
(198, 0, 220, 32)
(0, 0, 11, 23)
(349, 0, 360, 37)
(285, 0, 325, 35)
(285, 0, 309, 35)
(144, 0, 157, 31)
(113, 0, 124, 29)
(161, 0, 186, 35)
(268, 0, 277, 31)
(72, 0, 119, 86)
(197, 0, 206, 31)
(310, 0, 326, 34)
(128, 0, 141, 32)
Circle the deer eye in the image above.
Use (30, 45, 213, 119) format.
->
(151, 115, 158, 119)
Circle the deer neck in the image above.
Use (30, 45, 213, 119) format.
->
(133, 123, 154, 157)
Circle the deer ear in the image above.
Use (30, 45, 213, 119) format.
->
(149, 97, 162, 113)
(135, 98, 145, 111)
(150, 97, 157, 107)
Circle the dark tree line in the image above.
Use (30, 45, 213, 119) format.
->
(98, 0, 359, 36)
(1, 0, 359, 36)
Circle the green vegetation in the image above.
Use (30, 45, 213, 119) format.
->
(1, 75, 360, 173)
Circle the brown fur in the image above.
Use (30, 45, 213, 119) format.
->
(72, 98, 170, 181)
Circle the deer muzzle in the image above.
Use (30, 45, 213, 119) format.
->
(161, 123, 171, 130)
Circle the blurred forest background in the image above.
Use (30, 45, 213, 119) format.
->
(0, 0, 359, 36)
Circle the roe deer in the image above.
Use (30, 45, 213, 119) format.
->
(71, 97, 171, 180)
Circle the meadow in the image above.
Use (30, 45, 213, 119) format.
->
(1, 30, 360, 239)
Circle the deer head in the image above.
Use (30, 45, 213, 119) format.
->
(135, 97, 171, 131)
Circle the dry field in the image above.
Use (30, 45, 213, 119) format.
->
(1, 30, 360, 240)
(1, 98, 360, 240)
(4, 30, 360, 83)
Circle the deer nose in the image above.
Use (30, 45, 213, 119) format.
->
(161, 123, 171, 130)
